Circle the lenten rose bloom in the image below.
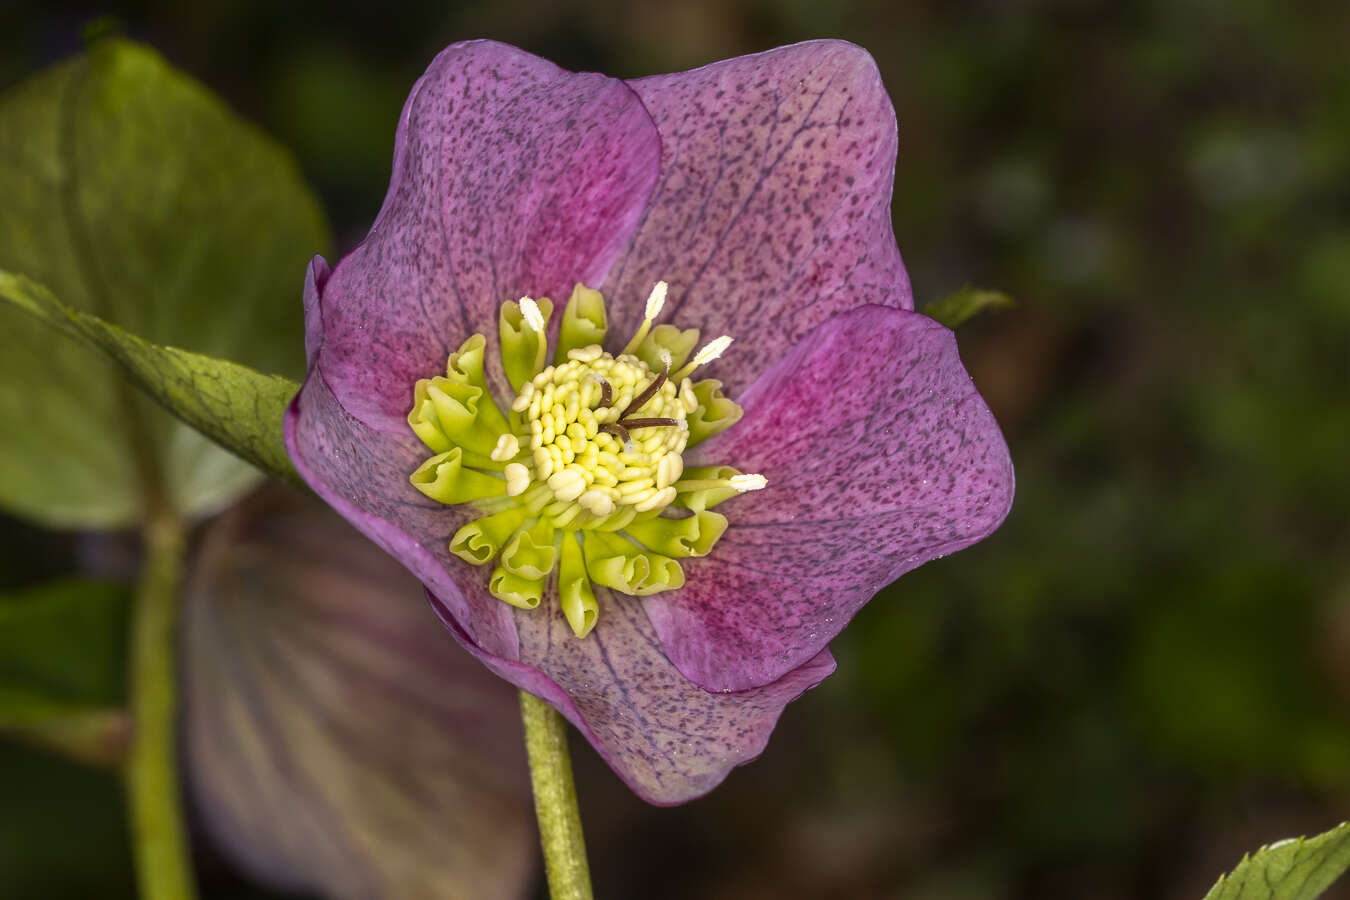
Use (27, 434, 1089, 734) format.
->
(284, 38, 1014, 805)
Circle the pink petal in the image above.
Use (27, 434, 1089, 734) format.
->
(428, 586, 836, 805)
(647, 305, 1015, 691)
(285, 368, 521, 662)
(602, 40, 909, 392)
(313, 40, 661, 430)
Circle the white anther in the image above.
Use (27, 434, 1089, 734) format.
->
(645, 281, 668, 320)
(568, 344, 604, 363)
(490, 433, 520, 462)
(729, 473, 767, 492)
(548, 469, 587, 502)
(621, 281, 669, 355)
(672, 335, 733, 381)
(578, 489, 615, 516)
(504, 463, 531, 496)
(519, 297, 545, 332)
(691, 335, 732, 368)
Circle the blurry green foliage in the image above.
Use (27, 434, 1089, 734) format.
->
(0, 577, 128, 707)
(0, 742, 136, 899)
(922, 286, 1015, 330)
(0, 37, 328, 528)
(1204, 820, 1350, 900)
(0, 579, 134, 896)
(0, 272, 303, 487)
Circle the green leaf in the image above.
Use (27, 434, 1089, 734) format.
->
(1203, 821, 1350, 900)
(922, 285, 1016, 329)
(0, 38, 328, 527)
(0, 271, 302, 486)
(0, 579, 131, 768)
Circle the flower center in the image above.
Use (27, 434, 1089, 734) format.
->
(405, 281, 763, 638)
(503, 347, 689, 529)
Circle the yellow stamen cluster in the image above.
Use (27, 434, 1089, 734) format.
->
(406, 279, 770, 637)
(506, 344, 696, 527)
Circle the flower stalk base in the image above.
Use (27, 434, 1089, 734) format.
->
(520, 690, 593, 900)
(127, 507, 198, 900)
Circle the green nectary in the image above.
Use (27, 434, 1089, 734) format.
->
(407, 282, 763, 638)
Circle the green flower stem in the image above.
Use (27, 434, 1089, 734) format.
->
(127, 507, 197, 900)
(520, 690, 593, 900)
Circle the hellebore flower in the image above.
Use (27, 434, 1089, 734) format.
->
(184, 485, 534, 900)
(285, 39, 1014, 804)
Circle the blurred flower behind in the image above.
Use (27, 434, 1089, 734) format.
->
(184, 485, 534, 900)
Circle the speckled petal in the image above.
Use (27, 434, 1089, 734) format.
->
(314, 39, 661, 429)
(184, 486, 533, 900)
(301, 254, 330, 362)
(427, 587, 836, 806)
(603, 40, 909, 394)
(648, 306, 1015, 692)
(285, 367, 520, 662)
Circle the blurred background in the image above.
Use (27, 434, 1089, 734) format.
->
(2, 0, 1349, 897)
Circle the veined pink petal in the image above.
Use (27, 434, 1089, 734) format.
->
(300, 254, 330, 362)
(285, 367, 521, 662)
(646, 305, 1015, 691)
(312, 40, 662, 430)
(427, 586, 836, 805)
(603, 40, 909, 392)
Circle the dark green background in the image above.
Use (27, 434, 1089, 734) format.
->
(3, 0, 1349, 897)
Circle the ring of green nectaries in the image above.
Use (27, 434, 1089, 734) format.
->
(407, 281, 767, 638)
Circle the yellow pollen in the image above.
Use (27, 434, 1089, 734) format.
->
(502, 345, 688, 525)
(503, 463, 531, 496)
(490, 433, 520, 461)
(409, 281, 765, 639)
